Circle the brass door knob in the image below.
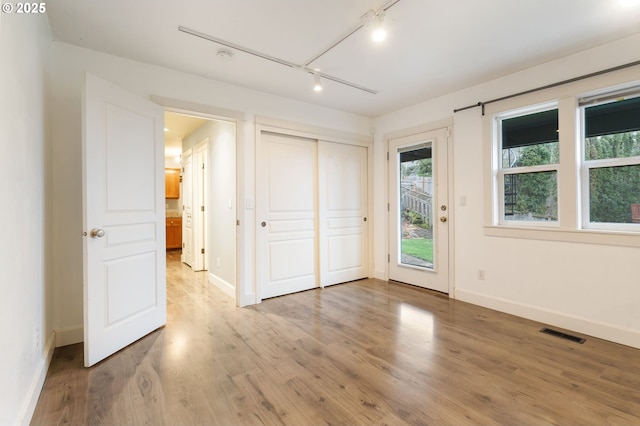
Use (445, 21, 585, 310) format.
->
(90, 228, 105, 238)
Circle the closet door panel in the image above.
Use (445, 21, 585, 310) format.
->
(318, 141, 369, 286)
(257, 133, 318, 299)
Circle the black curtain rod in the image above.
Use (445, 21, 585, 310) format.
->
(453, 59, 640, 115)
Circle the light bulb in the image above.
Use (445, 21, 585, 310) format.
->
(372, 27, 387, 42)
(371, 12, 387, 43)
(313, 73, 323, 92)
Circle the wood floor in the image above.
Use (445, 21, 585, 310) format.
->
(32, 252, 640, 425)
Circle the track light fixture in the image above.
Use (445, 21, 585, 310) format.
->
(177, 0, 403, 95)
(371, 11, 387, 43)
(313, 73, 323, 92)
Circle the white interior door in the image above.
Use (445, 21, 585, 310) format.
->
(389, 128, 450, 293)
(181, 149, 194, 266)
(257, 132, 318, 299)
(318, 141, 369, 286)
(193, 140, 208, 271)
(82, 73, 166, 367)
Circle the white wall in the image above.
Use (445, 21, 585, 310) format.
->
(51, 42, 372, 344)
(0, 12, 54, 425)
(182, 120, 237, 296)
(373, 33, 640, 349)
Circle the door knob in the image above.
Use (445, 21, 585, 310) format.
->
(90, 228, 105, 238)
(261, 221, 267, 227)
(440, 217, 447, 223)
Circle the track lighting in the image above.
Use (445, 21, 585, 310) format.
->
(313, 73, 323, 92)
(371, 11, 387, 43)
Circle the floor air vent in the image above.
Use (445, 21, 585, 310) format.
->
(540, 328, 586, 344)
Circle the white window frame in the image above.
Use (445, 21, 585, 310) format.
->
(483, 76, 640, 248)
(493, 102, 560, 228)
(580, 92, 640, 233)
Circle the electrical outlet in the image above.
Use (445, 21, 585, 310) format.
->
(477, 269, 486, 280)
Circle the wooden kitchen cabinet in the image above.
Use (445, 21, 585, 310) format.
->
(165, 168, 181, 199)
(166, 217, 182, 249)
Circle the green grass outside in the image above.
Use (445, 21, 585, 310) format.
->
(401, 237, 433, 263)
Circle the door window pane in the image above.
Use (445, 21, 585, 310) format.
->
(400, 146, 433, 269)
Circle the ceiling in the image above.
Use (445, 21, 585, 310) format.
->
(46, 0, 640, 117)
(164, 112, 209, 156)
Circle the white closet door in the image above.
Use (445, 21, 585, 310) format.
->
(318, 141, 368, 286)
(257, 133, 318, 299)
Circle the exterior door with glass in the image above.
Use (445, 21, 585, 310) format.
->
(389, 128, 449, 293)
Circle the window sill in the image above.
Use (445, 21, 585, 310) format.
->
(484, 225, 640, 248)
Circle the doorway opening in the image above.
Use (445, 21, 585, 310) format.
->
(163, 111, 237, 298)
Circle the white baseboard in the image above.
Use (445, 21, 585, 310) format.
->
(54, 325, 83, 347)
(208, 272, 235, 299)
(456, 288, 640, 350)
(19, 331, 55, 425)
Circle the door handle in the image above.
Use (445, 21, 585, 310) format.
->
(440, 217, 447, 223)
(261, 221, 267, 227)
(90, 228, 105, 238)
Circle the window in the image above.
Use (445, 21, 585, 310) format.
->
(581, 93, 640, 230)
(487, 82, 640, 243)
(496, 106, 559, 225)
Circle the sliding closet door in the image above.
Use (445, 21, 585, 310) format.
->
(257, 133, 318, 299)
(318, 141, 368, 286)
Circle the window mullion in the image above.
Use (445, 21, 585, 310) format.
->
(501, 164, 557, 175)
(586, 155, 640, 169)
(557, 96, 578, 230)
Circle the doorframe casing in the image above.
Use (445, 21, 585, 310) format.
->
(383, 118, 455, 297)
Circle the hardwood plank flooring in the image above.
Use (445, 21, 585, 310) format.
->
(31, 252, 640, 425)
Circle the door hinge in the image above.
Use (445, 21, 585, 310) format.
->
(201, 206, 204, 212)
(201, 248, 205, 254)
(388, 254, 390, 263)
(387, 203, 390, 212)
(202, 163, 205, 169)
(387, 151, 389, 161)
(182, 242, 185, 248)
